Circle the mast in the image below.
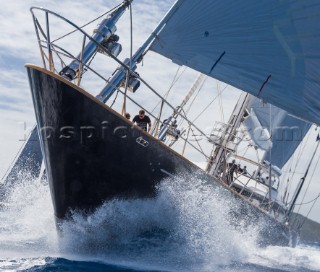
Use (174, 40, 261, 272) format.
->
(60, 0, 132, 80)
(268, 104, 272, 202)
(158, 74, 206, 141)
(206, 93, 251, 177)
(96, 0, 184, 103)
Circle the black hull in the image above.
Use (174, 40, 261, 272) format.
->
(26, 65, 296, 247)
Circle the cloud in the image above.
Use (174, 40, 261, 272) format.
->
(0, 0, 183, 173)
(0, 0, 238, 180)
(0, 0, 319, 223)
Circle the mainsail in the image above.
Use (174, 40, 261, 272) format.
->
(150, 0, 320, 125)
(244, 97, 311, 170)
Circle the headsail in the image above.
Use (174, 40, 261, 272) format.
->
(244, 98, 311, 170)
(150, 0, 320, 125)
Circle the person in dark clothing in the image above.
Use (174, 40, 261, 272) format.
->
(227, 159, 237, 184)
(125, 113, 131, 120)
(133, 109, 152, 132)
(242, 165, 248, 175)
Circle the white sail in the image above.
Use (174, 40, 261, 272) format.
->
(244, 98, 311, 170)
(150, 0, 320, 125)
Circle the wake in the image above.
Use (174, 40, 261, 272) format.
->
(0, 170, 319, 271)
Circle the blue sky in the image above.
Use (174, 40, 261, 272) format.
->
(0, 0, 320, 224)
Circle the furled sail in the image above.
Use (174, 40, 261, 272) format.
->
(150, 0, 320, 125)
(244, 98, 311, 170)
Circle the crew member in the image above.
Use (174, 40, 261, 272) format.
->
(125, 113, 131, 120)
(227, 159, 237, 184)
(133, 109, 152, 132)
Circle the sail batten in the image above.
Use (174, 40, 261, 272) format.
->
(150, 0, 320, 125)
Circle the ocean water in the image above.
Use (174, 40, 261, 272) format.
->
(0, 172, 320, 272)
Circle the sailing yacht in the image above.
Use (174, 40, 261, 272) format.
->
(3, 0, 320, 247)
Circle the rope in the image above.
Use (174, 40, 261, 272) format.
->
(294, 193, 320, 206)
(52, 3, 122, 43)
(80, 50, 97, 77)
(110, 90, 120, 108)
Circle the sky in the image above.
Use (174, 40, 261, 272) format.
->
(0, 0, 320, 224)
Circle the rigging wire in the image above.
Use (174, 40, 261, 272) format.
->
(192, 84, 228, 124)
(184, 80, 204, 116)
(151, 99, 165, 137)
(217, 81, 225, 122)
(80, 50, 97, 77)
(237, 144, 250, 158)
(52, 4, 122, 43)
(150, 66, 186, 114)
(110, 90, 120, 108)
(295, 162, 320, 230)
(295, 139, 320, 216)
(283, 126, 313, 204)
(168, 107, 189, 147)
(268, 104, 273, 202)
(169, 106, 206, 156)
(190, 127, 205, 155)
(287, 137, 320, 221)
(150, 66, 186, 134)
(177, 77, 207, 128)
(290, 128, 312, 182)
(181, 124, 191, 156)
(253, 143, 261, 168)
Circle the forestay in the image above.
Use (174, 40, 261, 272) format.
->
(150, 0, 320, 125)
